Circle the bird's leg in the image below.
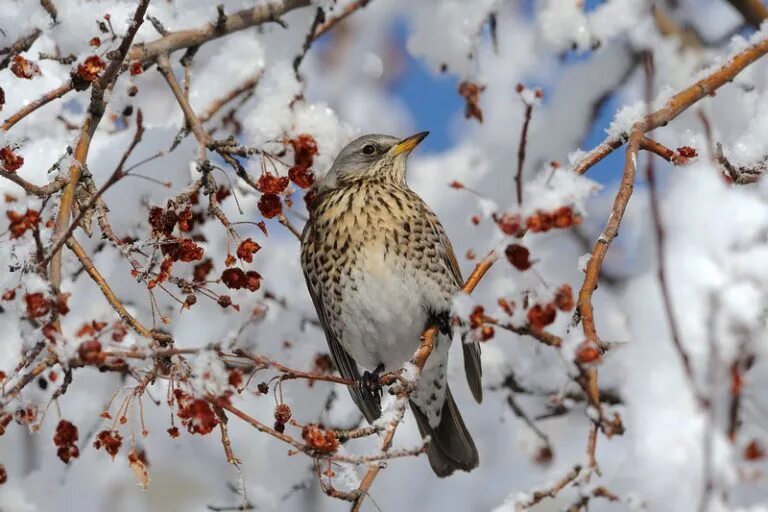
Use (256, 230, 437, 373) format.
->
(361, 363, 386, 400)
(432, 311, 452, 336)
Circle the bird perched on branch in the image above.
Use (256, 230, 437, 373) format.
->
(300, 132, 482, 476)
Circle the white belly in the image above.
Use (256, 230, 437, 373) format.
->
(338, 247, 427, 371)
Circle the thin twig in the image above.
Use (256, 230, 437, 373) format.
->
(515, 103, 533, 206)
(573, 34, 768, 176)
(49, 0, 151, 290)
(2, 82, 74, 131)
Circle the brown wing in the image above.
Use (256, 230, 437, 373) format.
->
(300, 226, 381, 423)
(424, 209, 483, 403)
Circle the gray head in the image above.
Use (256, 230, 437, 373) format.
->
(315, 132, 429, 193)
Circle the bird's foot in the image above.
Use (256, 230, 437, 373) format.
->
(360, 363, 385, 400)
(428, 310, 452, 336)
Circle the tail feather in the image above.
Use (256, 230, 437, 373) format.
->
(410, 386, 478, 477)
(462, 338, 483, 403)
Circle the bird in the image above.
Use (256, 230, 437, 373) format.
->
(300, 132, 482, 476)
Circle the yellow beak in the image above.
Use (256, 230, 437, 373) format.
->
(392, 131, 429, 156)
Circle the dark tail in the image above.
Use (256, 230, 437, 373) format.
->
(409, 386, 478, 477)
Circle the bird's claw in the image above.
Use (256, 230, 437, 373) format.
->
(360, 363, 385, 400)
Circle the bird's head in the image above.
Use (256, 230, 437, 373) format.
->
(315, 131, 429, 193)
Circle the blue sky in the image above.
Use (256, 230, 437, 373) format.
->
(388, 10, 625, 184)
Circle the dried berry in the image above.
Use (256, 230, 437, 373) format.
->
(111, 322, 128, 342)
(744, 439, 765, 461)
(193, 259, 213, 282)
(478, 325, 495, 341)
(177, 398, 218, 435)
(244, 271, 261, 292)
(575, 340, 602, 364)
(217, 295, 233, 309)
(258, 193, 282, 219)
(129, 61, 143, 76)
(53, 420, 79, 463)
(534, 445, 553, 465)
(89, 37, 101, 47)
(496, 213, 521, 235)
(458, 81, 485, 123)
(56, 293, 71, 316)
(289, 134, 318, 168)
(77, 55, 105, 82)
(176, 238, 204, 262)
(288, 165, 315, 188)
(554, 284, 574, 311)
(0, 464, 6, 484)
(469, 306, 484, 329)
(553, 206, 574, 229)
(7, 209, 40, 238)
(257, 382, 269, 394)
(274, 404, 292, 424)
(236, 238, 261, 263)
(78, 340, 103, 364)
(228, 369, 243, 388)
(24, 293, 50, 319)
(527, 211, 554, 233)
(505, 244, 531, 271)
(301, 424, 339, 454)
(11, 55, 41, 79)
(257, 173, 290, 194)
(0, 146, 24, 172)
(313, 354, 334, 374)
(93, 430, 123, 459)
(221, 268, 245, 290)
(677, 146, 697, 158)
(527, 303, 556, 329)
(148, 207, 178, 236)
(167, 426, 180, 438)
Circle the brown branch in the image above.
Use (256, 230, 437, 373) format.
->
(0, 168, 69, 197)
(5, 0, 285, 132)
(314, 0, 370, 39)
(49, 0, 151, 290)
(574, 34, 768, 176)
(0, 29, 41, 69)
(199, 74, 262, 125)
(506, 393, 553, 454)
(277, 214, 302, 240)
(2, 82, 74, 132)
(157, 54, 208, 153)
(515, 103, 533, 206)
(293, 0, 372, 71)
(350, 250, 498, 511)
(226, 350, 357, 387)
(484, 316, 562, 348)
(715, 143, 766, 184)
(64, 237, 172, 344)
(43, 110, 145, 268)
(640, 137, 693, 165)
(726, 0, 768, 28)
(127, 0, 311, 65)
(577, 126, 642, 343)
(40, 0, 59, 24)
(519, 465, 582, 509)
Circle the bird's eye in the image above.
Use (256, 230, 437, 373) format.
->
(362, 144, 376, 155)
